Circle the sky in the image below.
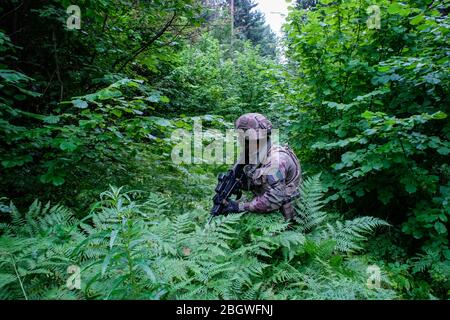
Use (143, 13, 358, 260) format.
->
(255, 0, 290, 37)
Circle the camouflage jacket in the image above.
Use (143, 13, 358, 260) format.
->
(238, 145, 302, 213)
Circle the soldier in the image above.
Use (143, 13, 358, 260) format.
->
(221, 113, 302, 220)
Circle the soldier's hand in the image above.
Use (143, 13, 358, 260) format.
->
(221, 200, 240, 214)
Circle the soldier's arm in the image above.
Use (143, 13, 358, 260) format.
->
(238, 168, 288, 213)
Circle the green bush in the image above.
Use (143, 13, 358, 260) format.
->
(281, 0, 449, 298)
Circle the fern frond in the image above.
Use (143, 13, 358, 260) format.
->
(319, 217, 389, 253)
(294, 174, 327, 233)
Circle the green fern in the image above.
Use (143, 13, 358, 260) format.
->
(319, 217, 390, 253)
(294, 174, 327, 233)
(0, 199, 82, 300)
(0, 176, 396, 300)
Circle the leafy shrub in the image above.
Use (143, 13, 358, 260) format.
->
(281, 0, 449, 297)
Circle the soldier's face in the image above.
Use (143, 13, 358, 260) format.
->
(243, 138, 260, 165)
(237, 128, 270, 164)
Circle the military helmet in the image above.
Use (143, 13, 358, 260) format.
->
(235, 113, 273, 140)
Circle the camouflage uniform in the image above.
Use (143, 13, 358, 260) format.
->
(234, 113, 302, 220)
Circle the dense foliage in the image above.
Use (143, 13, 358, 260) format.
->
(281, 0, 450, 298)
(0, 176, 395, 299)
(0, 0, 449, 299)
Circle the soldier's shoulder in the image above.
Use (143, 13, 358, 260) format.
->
(267, 145, 295, 161)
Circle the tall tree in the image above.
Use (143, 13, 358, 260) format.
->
(233, 0, 277, 56)
(200, 0, 278, 56)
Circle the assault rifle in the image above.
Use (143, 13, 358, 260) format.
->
(209, 163, 246, 224)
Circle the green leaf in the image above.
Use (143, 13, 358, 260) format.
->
(0, 274, 17, 289)
(387, 3, 409, 16)
(110, 230, 119, 249)
(341, 152, 357, 166)
(101, 253, 112, 276)
(361, 111, 375, 120)
(151, 117, 171, 127)
(137, 263, 156, 282)
(410, 14, 424, 25)
(111, 109, 123, 118)
(42, 175, 66, 186)
(98, 89, 122, 100)
(160, 96, 170, 103)
(1, 155, 33, 168)
(59, 141, 77, 152)
(432, 111, 447, 120)
(126, 81, 140, 88)
(72, 99, 88, 109)
(378, 66, 391, 72)
(146, 92, 161, 103)
(364, 128, 377, 135)
(437, 147, 450, 156)
(43, 115, 60, 124)
(434, 221, 447, 234)
(0, 69, 32, 83)
(405, 183, 417, 194)
(387, 3, 401, 14)
(16, 87, 41, 97)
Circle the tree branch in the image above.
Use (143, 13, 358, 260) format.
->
(113, 13, 177, 72)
